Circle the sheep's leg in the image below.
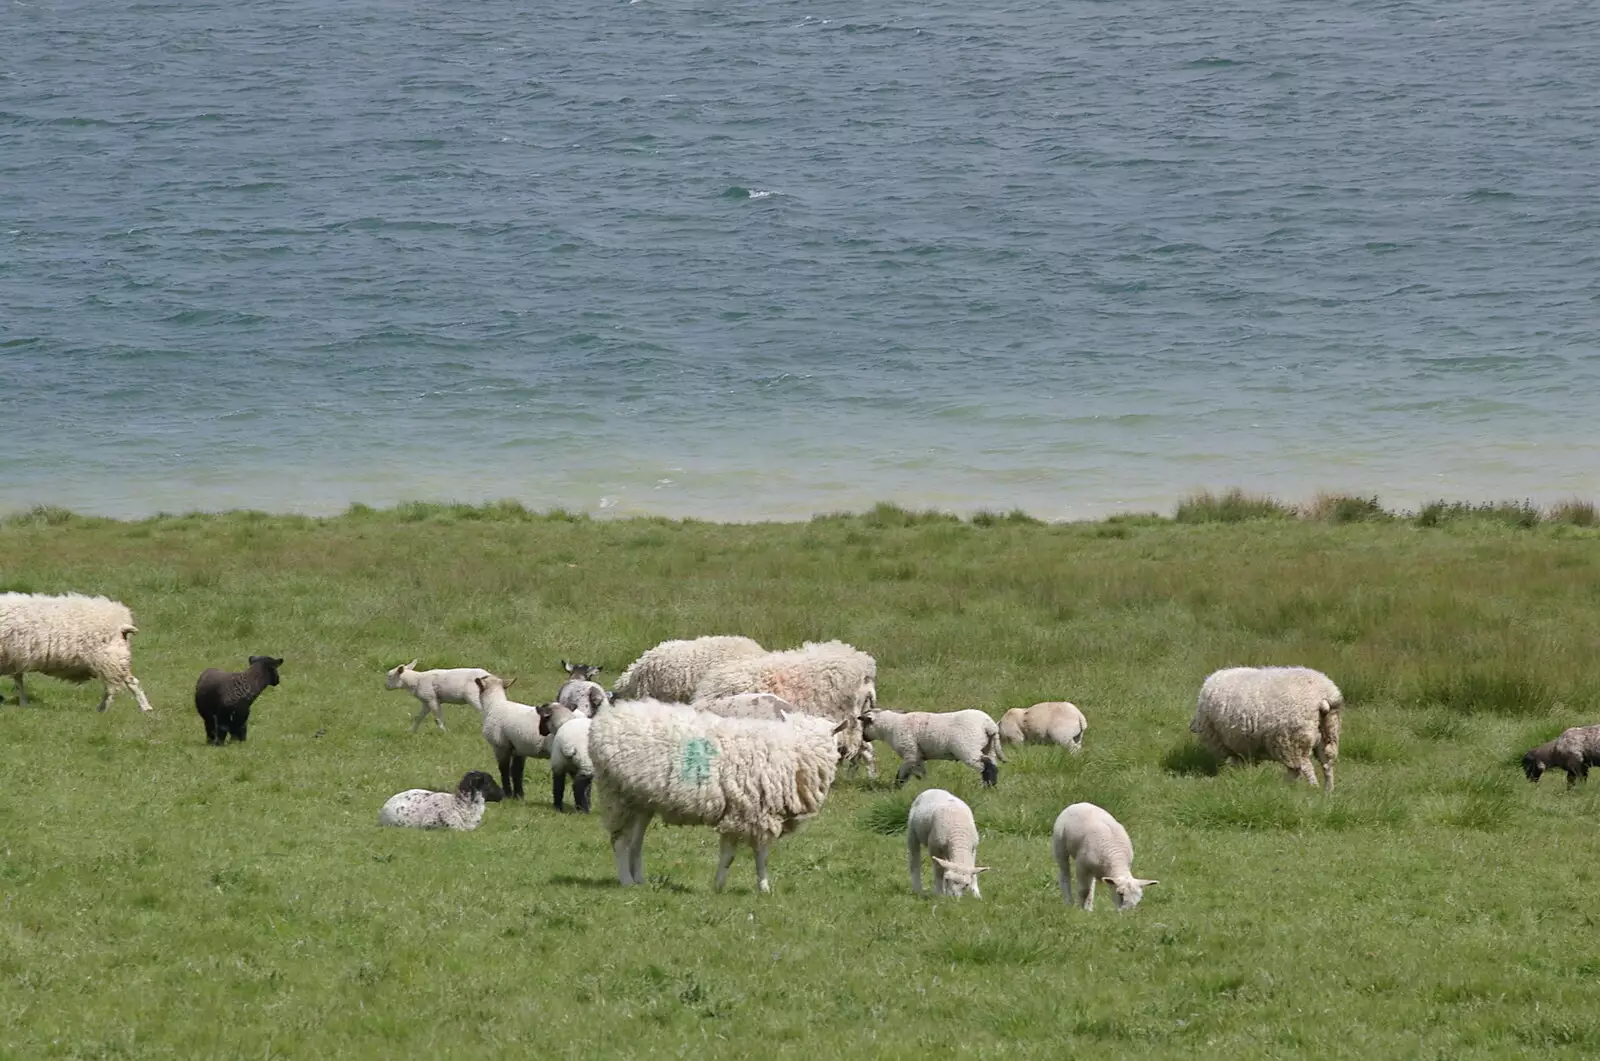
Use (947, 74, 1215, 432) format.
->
(611, 816, 642, 886)
(410, 698, 430, 733)
(895, 758, 922, 788)
(126, 676, 153, 714)
(907, 835, 923, 894)
(200, 709, 219, 746)
(1078, 872, 1096, 912)
(96, 682, 113, 712)
(9, 673, 24, 706)
(753, 841, 771, 895)
(931, 860, 946, 897)
(627, 815, 650, 884)
(714, 835, 738, 892)
(552, 771, 568, 812)
(229, 708, 249, 743)
(1316, 747, 1336, 793)
(496, 750, 515, 797)
(1289, 760, 1317, 787)
(1059, 859, 1074, 906)
(862, 744, 878, 781)
(574, 775, 593, 813)
(511, 755, 527, 800)
(428, 696, 446, 732)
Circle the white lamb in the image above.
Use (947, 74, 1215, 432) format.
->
(695, 640, 879, 777)
(1190, 666, 1342, 792)
(378, 770, 505, 830)
(1052, 802, 1158, 911)
(385, 659, 491, 733)
(473, 675, 547, 800)
(906, 789, 987, 898)
(610, 635, 766, 702)
(859, 708, 1003, 787)
(557, 661, 609, 716)
(537, 701, 595, 812)
(0, 592, 155, 712)
(999, 701, 1087, 753)
(690, 692, 793, 720)
(588, 698, 847, 893)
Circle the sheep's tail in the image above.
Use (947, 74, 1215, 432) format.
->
(1317, 693, 1342, 764)
(988, 721, 1007, 763)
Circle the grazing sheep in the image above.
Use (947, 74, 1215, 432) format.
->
(690, 692, 794, 720)
(859, 708, 1002, 787)
(906, 789, 987, 898)
(538, 701, 595, 812)
(194, 656, 283, 745)
(474, 675, 546, 799)
(385, 659, 492, 733)
(611, 635, 766, 703)
(695, 640, 879, 777)
(588, 698, 848, 893)
(379, 770, 504, 830)
(0, 592, 155, 712)
(999, 701, 1087, 754)
(1052, 802, 1158, 912)
(1522, 724, 1600, 786)
(1190, 666, 1342, 792)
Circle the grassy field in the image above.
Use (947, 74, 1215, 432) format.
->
(4, 499, 1600, 1058)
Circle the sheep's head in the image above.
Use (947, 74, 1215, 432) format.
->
(931, 856, 988, 898)
(537, 703, 556, 737)
(562, 660, 604, 681)
(855, 676, 878, 715)
(1523, 742, 1555, 782)
(250, 656, 284, 686)
(459, 770, 505, 803)
(385, 658, 421, 690)
(858, 711, 879, 741)
(1103, 875, 1159, 911)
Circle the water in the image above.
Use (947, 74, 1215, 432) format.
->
(3, 0, 1597, 521)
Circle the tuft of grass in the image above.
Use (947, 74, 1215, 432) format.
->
(1300, 493, 1392, 524)
(1174, 488, 1294, 524)
(859, 793, 914, 834)
(1415, 499, 1541, 529)
(1404, 667, 1554, 717)
(1547, 498, 1598, 526)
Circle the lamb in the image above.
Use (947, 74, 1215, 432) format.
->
(537, 701, 595, 812)
(906, 789, 988, 898)
(1522, 724, 1600, 786)
(1189, 666, 1342, 792)
(588, 698, 848, 893)
(194, 655, 283, 745)
(379, 770, 505, 830)
(385, 659, 492, 733)
(1052, 802, 1158, 912)
(999, 701, 1087, 754)
(0, 592, 155, 713)
(859, 708, 1003, 787)
(556, 662, 610, 717)
(690, 692, 793, 720)
(474, 675, 547, 799)
(610, 635, 766, 703)
(694, 640, 879, 777)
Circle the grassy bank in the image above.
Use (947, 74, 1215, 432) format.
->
(3, 501, 1600, 1058)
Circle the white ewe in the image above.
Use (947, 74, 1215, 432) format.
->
(0, 592, 155, 712)
(611, 635, 766, 702)
(1190, 666, 1342, 791)
(385, 659, 491, 732)
(906, 789, 987, 898)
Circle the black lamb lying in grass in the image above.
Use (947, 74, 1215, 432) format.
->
(1522, 723, 1600, 787)
(195, 656, 283, 745)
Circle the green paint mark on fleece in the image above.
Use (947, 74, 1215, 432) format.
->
(679, 737, 718, 785)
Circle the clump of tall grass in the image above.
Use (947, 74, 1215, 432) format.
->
(969, 508, 1044, 527)
(1415, 499, 1541, 529)
(1547, 498, 1598, 526)
(1299, 493, 1393, 524)
(1174, 489, 1294, 524)
(3, 504, 86, 527)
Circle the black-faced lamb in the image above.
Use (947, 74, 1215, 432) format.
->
(385, 658, 492, 732)
(1522, 724, 1600, 786)
(474, 675, 545, 799)
(537, 701, 595, 813)
(1189, 666, 1342, 792)
(194, 656, 283, 745)
(859, 708, 1002, 787)
(0, 592, 155, 712)
(379, 770, 505, 830)
(1052, 802, 1158, 912)
(906, 788, 987, 898)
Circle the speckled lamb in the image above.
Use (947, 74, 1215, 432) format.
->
(194, 656, 282, 745)
(378, 771, 504, 830)
(1190, 666, 1342, 792)
(1522, 723, 1600, 786)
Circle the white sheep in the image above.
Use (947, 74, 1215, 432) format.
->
(906, 788, 987, 898)
(690, 692, 793, 720)
(379, 771, 505, 830)
(557, 661, 610, 716)
(385, 659, 491, 733)
(1052, 802, 1158, 911)
(537, 701, 595, 812)
(999, 701, 1087, 754)
(0, 592, 155, 713)
(610, 635, 766, 702)
(859, 708, 1003, 787)
(1190, 666, 1342, 792)
(588, 698, 847, 893)
(473, 675, 547, 799)
(695, 640, 879, 777)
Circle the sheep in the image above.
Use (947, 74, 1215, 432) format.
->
(690, 692, 793, 720)
(0, 592, 155, 713)
(610, 635, 767, 703)
(385, 659, 492, 733)
(473, 675, 547, 799)
(1189, 666, 1342, 792)
(537, 701, 595, 812)
(1052, 802, 1158, 912)
(859, 708, 1003, 787)
(1522, 724, 1600, 786)
(379, 770, 505, 830)
(694, 640, 879, 777)
(906, 788, 987, 898)
(588, 698, 848, 893)
(194, 655, 283, 745)
(999, 701, 1087, 754)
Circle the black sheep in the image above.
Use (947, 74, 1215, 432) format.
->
(194, 656, 283, 745)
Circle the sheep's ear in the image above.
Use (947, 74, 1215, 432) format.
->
(1101, 877, 1118, 886)
(474, 676, 488, 692)
(931, 856, 954, 871)
(832, 719, 851, 734)
(588, 686, 606, 709)
(562, 660, 574, 674)
(504, 676, 518, 691)
(407, 658, 420, 669)
(1136, 878, 1160, 888)
(274, 657, 284, 667)
(974, 866, 991, 874)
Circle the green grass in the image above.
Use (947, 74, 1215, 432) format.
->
(4, 501, 1600, 1058)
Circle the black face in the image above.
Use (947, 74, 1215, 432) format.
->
(462, 771, 505, 801)
(537, 705, 554, 737)
(563, 661, 603, 680)
(1523, 751, 1546, 782)
(250, 656, 284, 686)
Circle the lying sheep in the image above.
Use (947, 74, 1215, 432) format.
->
(538, 701, 595, 812)
(194, 655, 283, 745)
(999, 701, 1087, 754)
(0, 592, 155, 713)
(1522, 724, 1600, 786)
(379, 770, 504, 830)
(695, 640, 879, 777)
(859, 708, 1002, 787)
(589, 698, 848, 893)
(611, 635, 766, 703)
(690, 692, 793, 720)
(1190, 666, 1342, 792)
(385, 659, 492, 733)
(906, 789, 987, 898)
(474, 675, 546, 799)
(1052, 802, 1158, 911)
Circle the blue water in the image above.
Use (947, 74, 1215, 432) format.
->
(3, 0, 1597, 520)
